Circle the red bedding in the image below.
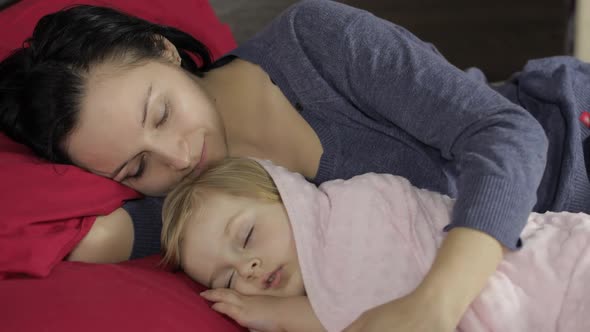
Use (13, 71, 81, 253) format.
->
(0, 0, 236, 279)
(1, 256, 245, 332)
(1, 1, 246, 331)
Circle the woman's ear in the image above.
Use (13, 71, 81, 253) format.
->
(160, 36, 182, 66)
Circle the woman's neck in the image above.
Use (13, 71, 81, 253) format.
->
(199, 59, 322, 178)
(200, 59, 270, 157)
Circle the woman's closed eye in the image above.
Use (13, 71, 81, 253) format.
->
(156, 99, 170, 128)
(125, 154, 147, 181)
(123, 100, 170, 181)
(226, 226, 255, 288)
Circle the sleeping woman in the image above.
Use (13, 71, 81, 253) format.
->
(162, 157, 590, 332)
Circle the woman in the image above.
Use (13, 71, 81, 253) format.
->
(1, 0, 588, 331)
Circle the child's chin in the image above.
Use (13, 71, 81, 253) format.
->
(278, 283, 306, 297)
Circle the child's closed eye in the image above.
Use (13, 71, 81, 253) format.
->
(226, 226, 255, 289)
(243, 226, 254, 248)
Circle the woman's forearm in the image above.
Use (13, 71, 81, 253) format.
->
(278, 296, 326, 332)
(67, 208, 134, 263)
(415, 227, 505, 327)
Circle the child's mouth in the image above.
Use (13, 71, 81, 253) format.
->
(264, 267, 282, 289)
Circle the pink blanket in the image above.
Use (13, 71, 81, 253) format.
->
(260, 160, 590, 332)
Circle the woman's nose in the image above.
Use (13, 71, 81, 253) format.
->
(158, 137, 191, 170)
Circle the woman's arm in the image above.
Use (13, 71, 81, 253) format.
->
(67, 208, 134, 263)
(338, 12, 541, 330)
(288, 0, 547, 249)
(277, 296, 325, 332)
(344, 227, 504, 332)
(415, 227, 505, 326)
(67, 196, 164, 263)
(283, 2, 548, 330)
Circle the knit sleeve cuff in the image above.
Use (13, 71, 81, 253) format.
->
(121, 196, 164, 259)
(446, 176, 535, 250)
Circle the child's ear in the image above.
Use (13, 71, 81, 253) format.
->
(159, 36, 182, 66)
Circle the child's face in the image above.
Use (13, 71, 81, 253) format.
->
(180, 192, 305, 297)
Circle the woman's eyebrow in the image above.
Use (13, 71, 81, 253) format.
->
(109, 83, 153, 180)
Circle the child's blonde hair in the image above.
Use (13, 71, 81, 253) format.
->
(161, 157, 281, 268)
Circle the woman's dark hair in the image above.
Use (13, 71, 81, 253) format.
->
(0, 5, 213, 163)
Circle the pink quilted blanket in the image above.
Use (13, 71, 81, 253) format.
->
(260, 160, 590, 332)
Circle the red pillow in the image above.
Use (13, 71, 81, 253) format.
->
(0, 0, 237, 279)
(1, 256, 247, 332)
(0, 133, 140, 279)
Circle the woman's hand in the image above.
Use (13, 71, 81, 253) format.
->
(201, 289, 284, 332)
(343, 290, 453, 332)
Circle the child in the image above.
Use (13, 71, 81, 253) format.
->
(162, 158, 590, 332)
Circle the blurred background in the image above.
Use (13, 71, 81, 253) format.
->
(211, 0, 580, 82)
(1, 0, 583, 82)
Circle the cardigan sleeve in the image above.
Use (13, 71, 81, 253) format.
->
(122, 197, 164, 259)
(334, 8, 548, 249)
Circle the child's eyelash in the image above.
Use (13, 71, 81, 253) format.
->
(226, 226, 255, 289)
(226, 271, 235, 289)
(243, 226, 254, 248)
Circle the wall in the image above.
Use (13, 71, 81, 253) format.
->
(210, 0, 570, 81)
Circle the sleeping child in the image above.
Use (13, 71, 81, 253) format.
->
(161, 157, 590, 332)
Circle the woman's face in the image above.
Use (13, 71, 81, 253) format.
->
(181, 193, 305, 297)
(66, 59, 227, 195)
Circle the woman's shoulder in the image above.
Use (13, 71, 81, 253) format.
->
(241, 0, 426, 59)
(230, 0, 366, 78)
(283, 0, 361, 19)
(253, 0, 364, 42)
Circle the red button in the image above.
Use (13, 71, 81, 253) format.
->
(580, 111, 590, 128)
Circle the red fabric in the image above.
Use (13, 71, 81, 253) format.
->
(0, 256, 247, 332)
(0, 133, 140, 279)
(0, 0, 237, 279)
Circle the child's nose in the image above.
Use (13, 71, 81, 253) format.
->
(237, 258, 261, 280)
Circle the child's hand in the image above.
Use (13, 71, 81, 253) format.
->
(200, 289, 285, 332)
